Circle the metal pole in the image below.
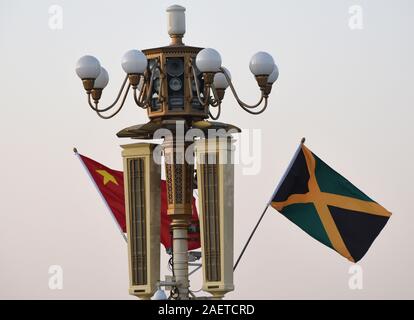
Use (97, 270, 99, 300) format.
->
(171, 219, 190, 299)
(189, 264, 202, 276)
(233, 138, 305, 271)
(233, 205, 270, 271)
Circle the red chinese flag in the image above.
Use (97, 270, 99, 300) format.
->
(78, 153, 201, 251)
(79, 154, 126, 232)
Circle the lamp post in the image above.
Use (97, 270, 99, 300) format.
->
(75, 4, 278, 300)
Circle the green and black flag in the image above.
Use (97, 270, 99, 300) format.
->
(270, 142, 392, 262)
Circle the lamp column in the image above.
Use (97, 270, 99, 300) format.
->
(163, 135, 194, 299)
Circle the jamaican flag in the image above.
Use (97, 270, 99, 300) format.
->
(271, 142, 391, 262)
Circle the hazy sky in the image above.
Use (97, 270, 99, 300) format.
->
(0, 0, 413, 299)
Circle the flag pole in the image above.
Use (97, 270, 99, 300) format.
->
(233, 138, 305, 271)
(73, 147, 128, 243)
(233, 202, 270, 271)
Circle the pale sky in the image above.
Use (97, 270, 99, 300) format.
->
(0, 0, 413, 299)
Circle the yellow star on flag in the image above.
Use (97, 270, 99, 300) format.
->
(96, 169, 119, 186)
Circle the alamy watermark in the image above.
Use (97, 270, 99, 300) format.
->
(48, 5, 63, 30)
(348, 5, 364, 30)
(348, 264, 363, 290)
(150, 121, 263, 176)
(48, 265, 63, 290)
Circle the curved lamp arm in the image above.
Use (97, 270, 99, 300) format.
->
(133, 59, 160, 109)
(190, 61, 211, 107)
(238, 96, 268, 115)
(94, 84, 131, 119)
(209, 84, 221, 107)
(208, 103, 221, 120)
(87, 75, 129, 112)
(220, 67, 265, 109)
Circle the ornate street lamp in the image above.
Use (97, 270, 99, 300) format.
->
(75, 4, 278, 300)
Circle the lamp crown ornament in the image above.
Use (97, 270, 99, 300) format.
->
(166, 4, 186, 45)
(75, 4, 278, 128)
